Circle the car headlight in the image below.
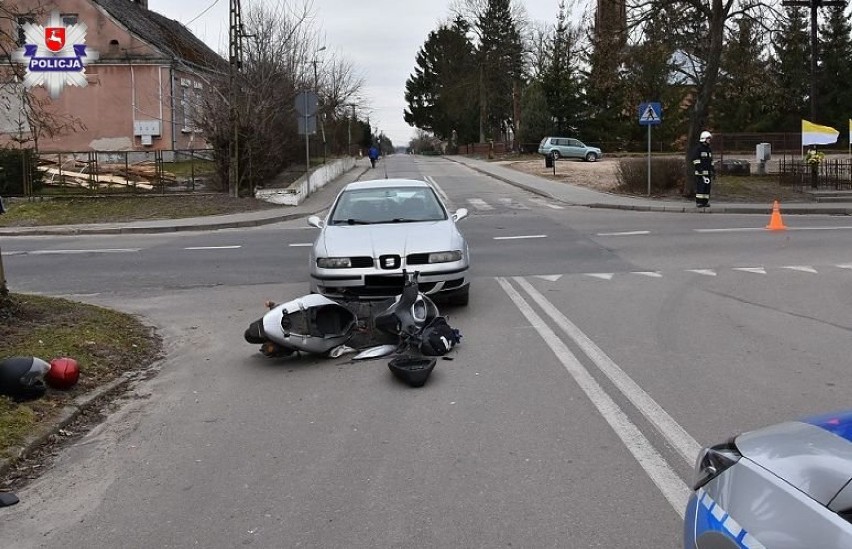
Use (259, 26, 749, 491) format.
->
(692, 438, 741, 490)
(428, 251, 463, 263)
(316, 257, 352, 269)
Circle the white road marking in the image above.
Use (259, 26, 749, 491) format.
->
(837, 264, 852, 270)
(633, 271, 663, 278)
(791, 226, 852, 231)
(586, 273, 614, 280)
(498, 277, 689, 517)
(597, 231, 651, 236)
(733, 267, 767, 274)
(184, 246, 242, 250)
(694, 228, 764, 233)
(528, 197, 564, 209)
(782, 265, 818, 273)
(288, 243, 313, 247)
(514, 277, 702, 466)
(535, 275, 563, 282)
(687, 269, 717, 276)
(493, 235, 547, 240)
(467, 198, 494, 211)
(697, 225, 852, 233)
(28, 248, 141, 255)
(424, 176, 450, 205)
(497, 197, 529, 210)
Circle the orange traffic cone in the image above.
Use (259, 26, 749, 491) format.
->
(765, 200, 787, 231)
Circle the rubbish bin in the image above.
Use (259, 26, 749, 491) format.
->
(545, 153, 554, 168)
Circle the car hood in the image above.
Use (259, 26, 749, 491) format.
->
(736, 414, 852, 506)
(318, 221, 459, 257)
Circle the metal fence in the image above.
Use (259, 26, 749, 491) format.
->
(778, 155, 852, 190)
(34, 149, 218, 195)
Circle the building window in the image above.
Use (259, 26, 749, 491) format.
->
(61, 13, 79, 26)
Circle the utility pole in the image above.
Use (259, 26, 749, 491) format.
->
(311, 47, 326, 164)
(782, 0, 847, 120)
(228, 0, 245, 197)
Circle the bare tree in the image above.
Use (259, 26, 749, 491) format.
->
(197, 0, 366, 193)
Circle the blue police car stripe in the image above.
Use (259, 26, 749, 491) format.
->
(694, 488, 767, 549)
(803, 410, 852, 443)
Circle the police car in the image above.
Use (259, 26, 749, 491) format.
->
(685, 410, 852, 548)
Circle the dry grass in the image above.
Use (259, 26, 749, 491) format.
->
(0, 294, 162, 459)
(0, 194, 280, 227)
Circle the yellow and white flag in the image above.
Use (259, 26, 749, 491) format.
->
(802, 119, 839, 146)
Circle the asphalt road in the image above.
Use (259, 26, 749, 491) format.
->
(3, 155, 852, 547)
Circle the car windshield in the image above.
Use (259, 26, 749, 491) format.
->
(329, 187, 447, 225)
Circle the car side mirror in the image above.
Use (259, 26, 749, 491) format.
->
(307, 215, 324, 229)
(452, 208, 468, 222)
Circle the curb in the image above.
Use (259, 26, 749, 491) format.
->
(447, 157, 852, 216)
(0, 371, 139, 479)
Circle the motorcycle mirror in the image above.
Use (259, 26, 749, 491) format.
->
(452, 208, 468, 222)
(307, 216, 324, 229)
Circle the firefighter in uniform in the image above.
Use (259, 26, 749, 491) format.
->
(692, 131, 714, 207)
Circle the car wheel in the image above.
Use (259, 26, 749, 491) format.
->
(551, 150, 561, 160)
(585, 152, 598, 162)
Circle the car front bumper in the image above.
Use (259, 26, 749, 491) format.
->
(310, 263, 469, 299)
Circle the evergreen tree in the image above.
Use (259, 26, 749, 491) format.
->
(476, 0, 524, 142)
(769, 7, 810, 131)
(540, 1, 582, 137)
(518, 81, 553, 148)
(621, 9, 682, 149)
(818, 5, 852, 135)
(715, 15, 774, 132)
(582, 0, 628, 144)
(403, 18, 479, 143)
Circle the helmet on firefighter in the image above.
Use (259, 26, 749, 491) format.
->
(700, 131, 712, 143)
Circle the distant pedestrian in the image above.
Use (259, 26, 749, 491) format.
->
(691, 131, 714, 208)
(368, 145, 379, 168)
(0, 195, 5, 215)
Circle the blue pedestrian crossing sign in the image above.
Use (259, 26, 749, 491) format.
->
(638, 102, 662, 126)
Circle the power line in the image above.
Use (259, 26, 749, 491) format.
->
(185, 0, 222, 26)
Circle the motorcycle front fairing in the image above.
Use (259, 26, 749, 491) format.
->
(258, 294, 357, 355)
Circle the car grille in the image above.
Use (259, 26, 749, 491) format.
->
(350, 257, 374, 268)
(406, 253, 429, 265)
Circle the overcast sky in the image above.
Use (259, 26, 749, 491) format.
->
(148, 0, 589, 147)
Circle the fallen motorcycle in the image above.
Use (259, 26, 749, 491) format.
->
(244, 293, 359, 357)
(244, 272, 460, 386)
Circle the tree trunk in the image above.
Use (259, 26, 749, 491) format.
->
(684, 1, 725, 196)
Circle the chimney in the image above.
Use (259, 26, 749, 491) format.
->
(131, 0, 148, 8)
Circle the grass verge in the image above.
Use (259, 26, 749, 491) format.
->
(0, 194, 280, 227)
(0, 293, 162, 459)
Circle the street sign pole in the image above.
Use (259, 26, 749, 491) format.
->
(304, 94, 310, 198)
(295, 91, 319, 199)
(638, 101, 662, 197)
(647, 124, 652, 196)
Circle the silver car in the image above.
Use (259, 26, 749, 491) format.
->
(684, 410, 852, 548)
(307, 179, 470, 306)
(537, 136, 602, 162)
